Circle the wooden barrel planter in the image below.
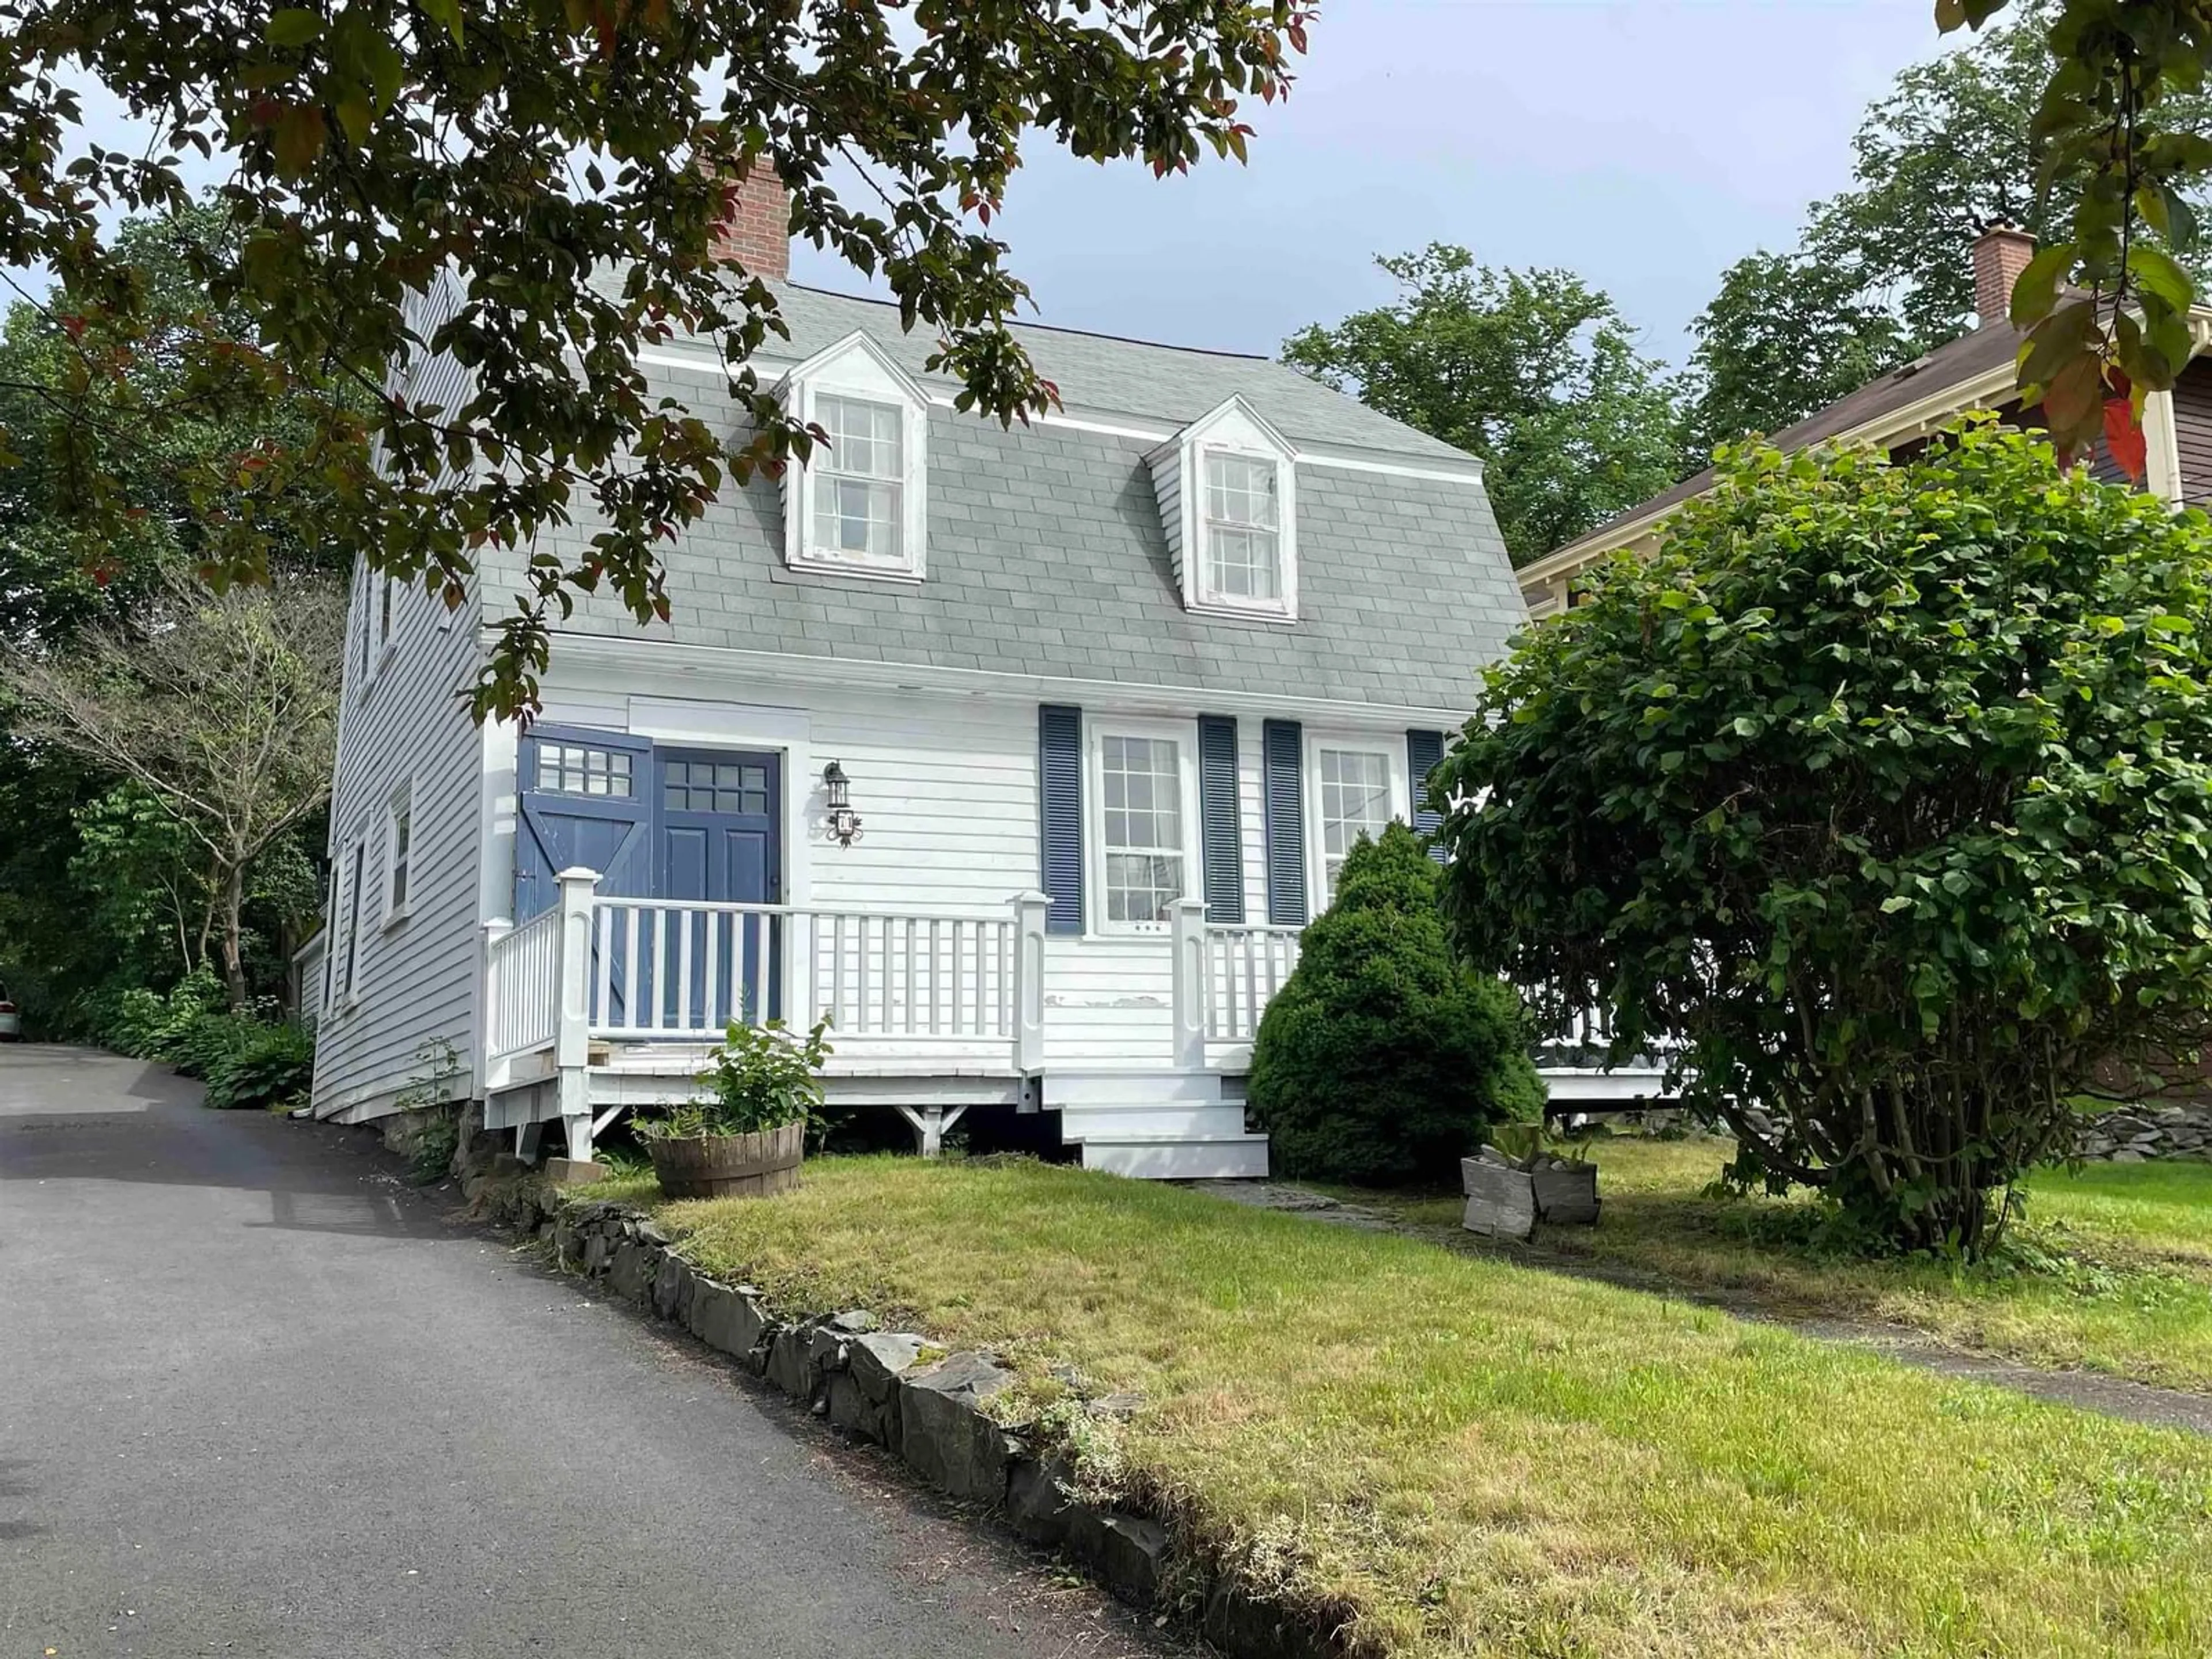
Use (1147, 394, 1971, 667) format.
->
(649, 1121, 805, 1200)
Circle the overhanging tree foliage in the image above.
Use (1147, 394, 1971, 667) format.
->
(1433, 418, 2212, 1256)
(0, 0, 1309, 718)
(1282, 246, 1683, 564)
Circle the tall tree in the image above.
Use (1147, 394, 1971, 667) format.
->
(1685, 5, 2212, 456)
(0, 0, 1310, 718)
(1680, 252, 1916, 463)
(3, 572, 344, 1009)
(1283, 246, 1684, 565)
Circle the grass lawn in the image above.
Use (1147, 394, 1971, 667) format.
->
(596, 1154, 2212, 1659)
(1328, 1138, 2212, 1395)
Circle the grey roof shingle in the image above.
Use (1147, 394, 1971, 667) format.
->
(767, 284, 1475, 463)
(506, 279, 1525, 711)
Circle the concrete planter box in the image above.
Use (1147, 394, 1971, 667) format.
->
(649, 1120, 804, 1199)
(1461, 1154, 1599, 1240)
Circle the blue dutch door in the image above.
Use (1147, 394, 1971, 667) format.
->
(657, 749, 784, 1029)
(513, 726, 656, 1028)
(514, 728, 784, 1033)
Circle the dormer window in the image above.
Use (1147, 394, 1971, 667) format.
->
(813, 395, 905, 563)
(779, 332, 929, 582)
(1147, 396, 1298, 622)
(1201, 451, 1283, 604)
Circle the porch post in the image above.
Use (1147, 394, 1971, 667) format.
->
(1011, 891, 1049, 1073)
(555, 866, 599, 1161)
(480, 916, 512, 1060)
(1170, 896, 1207, 1071)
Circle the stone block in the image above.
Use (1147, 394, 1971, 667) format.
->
(1200, 1582, 1336, 1659)
(686, 1280, 770, 1366)
(1067, 1510, 1166, 1606)
(899, 1350, 1016, 1501)
(607, 1240, 656, 1304)
(767, 1323, 820, 1402)
(1460, 1158, 1535, 1241)
(544, 1157, 607, 1185)
(581, 1229, 612, 1275)
(652, 1253, 694, 1323)
(1530, 1162, 1600, 1225)
(1005, 1455, 1080, 1548)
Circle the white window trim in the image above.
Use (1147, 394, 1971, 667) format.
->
(382, 778, 415, 931)
(1191, 442, 1298, 622)
(1084, 714, 1204, 937)
(779, 333, 929, 584)
(1303, 733, 1408, 908)
(338, 834, 368, 1012)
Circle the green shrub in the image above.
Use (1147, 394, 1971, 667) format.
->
(634, 1016, 833, 1141)
(201, 1020, 316, 1111)
(105, 967, 226, 1058)
(1248, 822, 1544, 1185)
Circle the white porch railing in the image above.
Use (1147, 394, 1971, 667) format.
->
(485, 906, 562, 1059)
(1202, 925, 1302, 1043)
(585, 897, 1022, 1046)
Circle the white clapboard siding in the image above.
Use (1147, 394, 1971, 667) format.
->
(1041, 939, 1174, 1065)
(309, 276, 488, 1122)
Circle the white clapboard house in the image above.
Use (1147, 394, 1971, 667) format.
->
(304, 179, 1533, 1179)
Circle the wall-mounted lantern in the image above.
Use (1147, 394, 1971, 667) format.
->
(822, 759, 863, 847)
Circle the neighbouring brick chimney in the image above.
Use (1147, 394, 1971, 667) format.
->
(1972, 223, 2036, 329)
(699, 157, 790, 282)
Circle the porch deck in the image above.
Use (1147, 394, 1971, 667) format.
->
(480, 870, 1296, 1177)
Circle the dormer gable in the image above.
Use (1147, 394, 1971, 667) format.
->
(776, 331, 930, 582)
(1145, 396, 1298, 623)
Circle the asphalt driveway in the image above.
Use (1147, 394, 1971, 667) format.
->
(0, 1044, 1169, 1659)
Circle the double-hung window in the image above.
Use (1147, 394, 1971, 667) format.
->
(384, 783, 414, 927)
(337, 838, 366, 1006)
(812, 394, 904, 566)
(1202, 452, 1283, 605)
(1097, 730, 1192, 928)
(1314, 744, 1394, 900)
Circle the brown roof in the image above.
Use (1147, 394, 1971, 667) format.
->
(1544, 320, 2027, 566)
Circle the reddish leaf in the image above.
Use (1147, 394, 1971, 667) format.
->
(2104, 395, 2148, 482)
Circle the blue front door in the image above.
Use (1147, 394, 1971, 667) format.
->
(657, 749, 783, 1026)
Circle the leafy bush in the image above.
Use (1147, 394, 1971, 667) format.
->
(200, 1020, 316, 1111)
(1248, 823, 1544, 1185)
(105, 967, 226, 1059)
(635, 1016, 834, 1141)
(1434, 418, 2212, 1256)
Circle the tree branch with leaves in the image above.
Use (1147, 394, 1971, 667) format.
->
(3, 570, 343, 1009)
(0, 0, 1310, 719)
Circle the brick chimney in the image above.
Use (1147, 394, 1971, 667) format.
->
(700, 157, 790, 282)
(1972, 224, 2036, 329)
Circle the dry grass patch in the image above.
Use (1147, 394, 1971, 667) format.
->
(616, 1154, 2212, 1659)
(1340, 1138, 2212, 1393)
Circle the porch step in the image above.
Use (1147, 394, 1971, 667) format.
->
(1080, 1134, 1271, 1181)
(1057, 1103, 1253, 1143)
(1041, 1069, 1233, 1107)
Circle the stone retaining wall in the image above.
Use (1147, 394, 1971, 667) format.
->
(520, 1194, 1342, 1659)
(2076, 1103, 2212, 1162)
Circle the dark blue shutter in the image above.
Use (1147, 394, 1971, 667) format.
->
(1038, 704, 1084, 936)
(1407, 729, 1447, 862)
(1196, 715, 1244, 923)
(1262, 718, 1306, 926)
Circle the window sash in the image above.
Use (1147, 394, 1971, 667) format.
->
(387, 790, 412, 917)
(1098, 732, 1187, 925)
(1201, 452, 1282, 604)
(339, 842, 366, 1001)
(1316, 746, 1392, 899)
(813, 395, 906, 563)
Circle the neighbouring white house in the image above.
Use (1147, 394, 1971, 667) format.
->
(304, 175, 1537, 1179)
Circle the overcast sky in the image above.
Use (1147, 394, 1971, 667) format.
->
(790, 0, 1950, 369)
